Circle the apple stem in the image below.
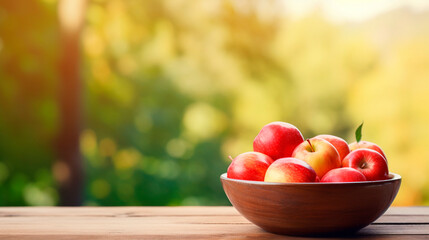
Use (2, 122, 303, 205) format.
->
(307, 139, 315, 152)
(228, 156, 234, 162)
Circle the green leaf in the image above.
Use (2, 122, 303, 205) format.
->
(355, 122, 364, 142)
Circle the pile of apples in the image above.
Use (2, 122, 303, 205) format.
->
(227, 122, 390, 183)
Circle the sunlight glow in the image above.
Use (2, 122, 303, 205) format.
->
(58, 0, 86, 31)
(281, 0, 429, 23)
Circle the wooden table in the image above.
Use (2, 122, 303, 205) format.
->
(0, 207, 427, 239)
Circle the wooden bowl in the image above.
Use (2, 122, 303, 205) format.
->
(221, 173, 401, 236)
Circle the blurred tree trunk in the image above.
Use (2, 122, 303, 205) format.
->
(56, 0, 86, 206)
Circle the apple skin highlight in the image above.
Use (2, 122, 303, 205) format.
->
(264, 158, 317, 183)
(316, 134, 350, 162)
(292, 138, 341, 178)
(321, 167, 367, 182)
(227, 152, 274, 181)
(349, 140, 387, 160)
(342, 149, 389, 181)
(253, 122, 304, 160)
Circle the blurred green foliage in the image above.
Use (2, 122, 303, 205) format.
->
(1, 0, 429, 206)
(0, 1, 58, 205)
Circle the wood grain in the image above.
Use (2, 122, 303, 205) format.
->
(0, 207, 427, 239)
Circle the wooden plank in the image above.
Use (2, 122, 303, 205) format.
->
(0, 216, 426, 234)
(0, 207, 427, 239)
(0, 206, 427, 217)
(1, 207, 427, 224)
(0, 212, 427, 225)
(360, 224, 429, 235)
(1, 234, 429, 240)
(375, 215, 429, 224)
(384, 207, 429, 215)
(0, 206, 239, 217)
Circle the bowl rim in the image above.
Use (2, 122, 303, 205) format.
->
(220, 172, 401, 185)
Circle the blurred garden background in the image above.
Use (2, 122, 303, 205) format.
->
(1, 0, 429, 206)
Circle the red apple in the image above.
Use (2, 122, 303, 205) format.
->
(321, 167, 366, 182)
(315, 134, 350, 162)
(264, 157, 317, 183)
(227, 152, 274, 181)
(315, 176, 320, 182)
(342, 149, 389, 181)
(349, 140, 387, 160)
(292, 138, 341, 178)
(253, 122, 304, 160)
